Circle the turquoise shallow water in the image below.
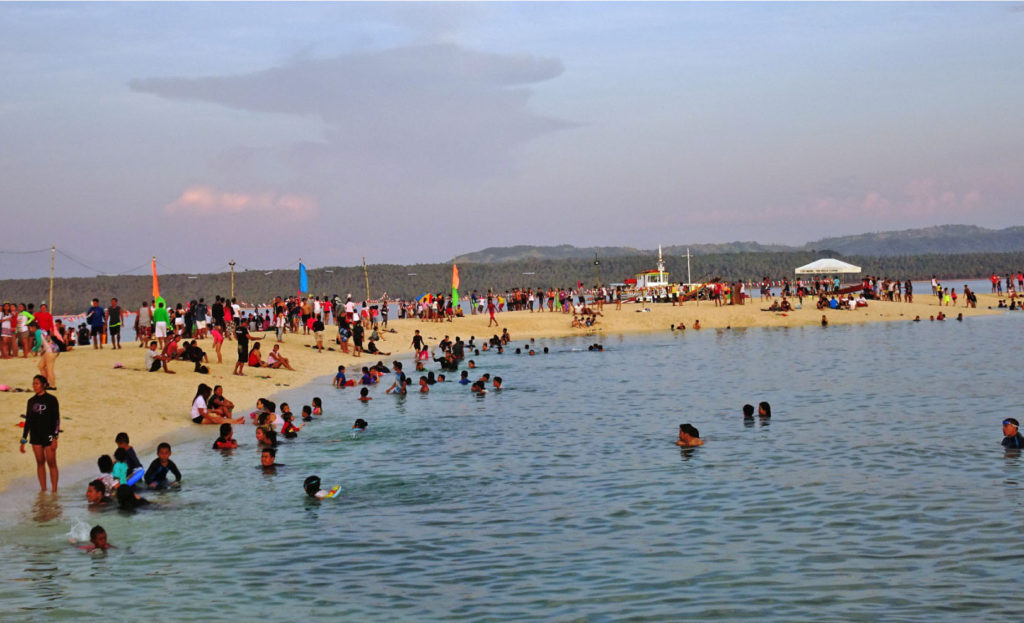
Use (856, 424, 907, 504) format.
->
(2, 313, 1023, 621)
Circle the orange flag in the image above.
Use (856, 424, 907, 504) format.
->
(151, 256, 160, 298)
(452, 263, 460, 306)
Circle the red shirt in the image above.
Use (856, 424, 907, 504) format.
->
(34, 311, 54, 333)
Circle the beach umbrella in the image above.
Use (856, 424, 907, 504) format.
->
(794, 258, 862, 275)
(416, 293, 432, 303)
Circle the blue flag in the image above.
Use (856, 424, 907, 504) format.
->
(299, 263, 308, 293)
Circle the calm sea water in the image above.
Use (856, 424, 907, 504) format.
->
(2, 312, 1023, 621)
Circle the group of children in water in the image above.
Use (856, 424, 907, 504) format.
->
(87, 433, 181, 512)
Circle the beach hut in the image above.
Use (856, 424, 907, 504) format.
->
(794, 258, 862, 275)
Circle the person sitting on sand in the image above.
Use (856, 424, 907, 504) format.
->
(779, 298, 792, 312)
(676, 423, 704, 447)
(191, 383, 243, 425)
(365, 338, 390, 356)
(266, 344, 294, 370)
(208, 385, 235, 417)
(145, 340, 174, 373)
(1002, 418, 1024, 449)
(247, 342, 266, 367)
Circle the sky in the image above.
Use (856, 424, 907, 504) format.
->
(2, 2, 1023, 278)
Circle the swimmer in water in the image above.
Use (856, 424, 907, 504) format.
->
(493, 376, 502, 390)
(116, 484, 150, 510)
(459, 370, 470, 385)
(358, 387, 372, 402)
(676, 423, 704, 447)
(260, 447, 282, 472)
(467, 360, 476, 369)
(301, 405, 314, 422)
(78, 525, 112, 552)
(86, 479, 110, 506)
(301, 475, 337, 497)
(1002, 418, 1024, 449)
(471, 381, 487, 394)
(280, 412, 303, 439)
(693, 320, 701, 330)
(212, 423, 238, 450)
(352, 418, 367, 432)
(255, 427, 277, 447)
(743, 404, 755, 420)
(758, 401, 771, 419)
(311, 397, 322, 415)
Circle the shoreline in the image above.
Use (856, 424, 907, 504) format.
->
(0, 294, 1004, 494)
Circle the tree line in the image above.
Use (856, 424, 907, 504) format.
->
(4, 250, 1023, 314)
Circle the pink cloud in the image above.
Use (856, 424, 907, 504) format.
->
(165, 185, 318, 219)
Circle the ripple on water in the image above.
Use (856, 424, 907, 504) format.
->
(1, 319, 1023, 621)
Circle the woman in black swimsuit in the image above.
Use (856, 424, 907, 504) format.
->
(19, 374, 60, 492)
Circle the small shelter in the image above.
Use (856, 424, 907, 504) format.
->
(794, 258, 862, 275)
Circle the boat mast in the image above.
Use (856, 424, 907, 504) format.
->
(657, 245, 665, 285)
(686, 247, 691, 286)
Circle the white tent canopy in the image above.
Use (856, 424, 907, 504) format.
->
(794, 258, 862, 275)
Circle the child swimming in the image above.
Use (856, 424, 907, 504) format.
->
(78, 525, 112, 552)
(312, 397, 322, 415)
(143, 442, 182, 489)
(280, 412, 303, 439)
(303, 475, 340, 499)
(212, 422, 238, 449)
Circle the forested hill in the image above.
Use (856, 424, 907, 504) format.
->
(4, 250, 1024, 315)
(452, 225, 1024, 263)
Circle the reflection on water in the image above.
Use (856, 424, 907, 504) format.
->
(29, 493, 62, 525)
(0, 313, 1022, 621)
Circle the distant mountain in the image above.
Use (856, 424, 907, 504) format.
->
(452, 225, 1024, 263)
(453, 242, 795, 263)
(452, 245, 645, 264)
(803, 225, 1024, 256)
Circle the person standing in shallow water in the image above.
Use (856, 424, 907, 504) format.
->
(20, 374, 60, 492)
